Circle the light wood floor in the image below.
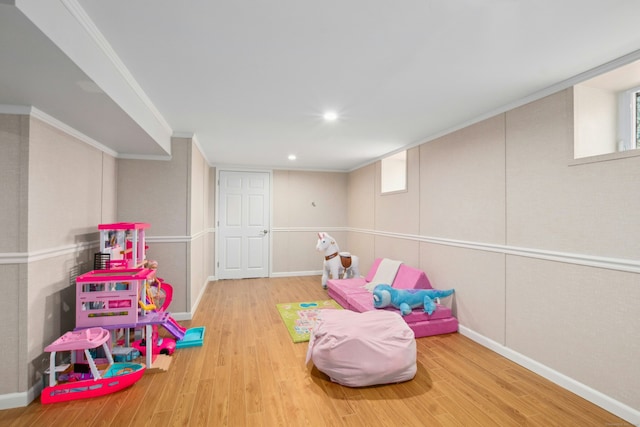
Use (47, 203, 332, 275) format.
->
(1, 276, 631, 427)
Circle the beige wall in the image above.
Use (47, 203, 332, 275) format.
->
(0, 114, 116, 399)
(118, 137, 214, 314)
(504, 89, 640, 411)
(189, 142, 213, 312)
(375, 146, 421, 235)
(420, 114, 506, 243)
(347, 89, 640, 413)
(507, 89, 640, 259)
(420, 243, 506, 343)
(346, 164, 376, 273)
(26, 118, 110, 394)
(101, 154, 118, 223)
(118, 140, 188, 236)
(117, 140, 188, 312)
(0, 114, 29, 396)
(28, 118, 105, 249)
(272, 170, 349, 275)
(505, 256, 640, 405)
(0, 114, 28, 253)
(0, 264, 25, 395)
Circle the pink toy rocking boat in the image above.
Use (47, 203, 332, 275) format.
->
(41, 327, 145, 404)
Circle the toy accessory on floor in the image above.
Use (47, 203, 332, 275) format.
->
(315, 232, 360, 289)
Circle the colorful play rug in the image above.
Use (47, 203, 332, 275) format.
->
(276, 300, 343, 343)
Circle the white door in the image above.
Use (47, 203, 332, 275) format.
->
(218, 171, 270, 279)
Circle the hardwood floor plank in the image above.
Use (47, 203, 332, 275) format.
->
(187, 378, 214, 427)
(166, 391, 196, 427)
(277, 379, 320, 426)
(3, 408, 29, 427)
(432, 355, 530, 425)
(243, 345, 263, 415)
(254, 336, 288, 426)
(310, 369, 358, 419)
(123, 372, 165, 427)
(147, 410, 173, 427)
(227, 350, 247, 426)
(431, 338, 540, 423)
(393, 380, 446, 421)
(209, 364, 231, 426)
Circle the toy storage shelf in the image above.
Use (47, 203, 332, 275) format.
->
(76, 268, 154, 328)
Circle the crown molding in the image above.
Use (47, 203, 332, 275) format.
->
(117, 153, 173, 161)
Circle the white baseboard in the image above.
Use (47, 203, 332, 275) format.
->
(271, 270, 322, 278)
(0, 392, 30, 411)
(458, 326, 640, 425)
(0, 380, 40, 410)
(170, 312, 191, 321)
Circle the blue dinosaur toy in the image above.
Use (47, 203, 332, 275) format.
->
(372, 284, 454, 316)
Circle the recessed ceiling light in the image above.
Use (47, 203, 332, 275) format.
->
(288, 154, 297, 160)
(323, 111, 338, 121)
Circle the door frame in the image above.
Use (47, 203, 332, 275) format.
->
(215, 168, 273, 279)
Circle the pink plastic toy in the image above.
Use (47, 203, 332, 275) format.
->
(131, 325, 176, 356)
(41, 327, 145, 404)
(98, 222, 150, 269)
(75, 268, 156, 328)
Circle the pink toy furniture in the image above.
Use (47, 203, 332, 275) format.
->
(42, 327, 145, 404)
(76, 268, 155, 328)
(98, 222, 150, 269)
(326, 258, 458, 338)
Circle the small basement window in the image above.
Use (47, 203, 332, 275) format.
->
(573, 59, 640, 161)
(381, 150, 407, 194)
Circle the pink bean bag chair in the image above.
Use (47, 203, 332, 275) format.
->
(305, 309, 416, 387)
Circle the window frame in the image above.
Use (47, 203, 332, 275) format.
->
(380, 150, 407, 195)
(617, 85, 640, 152)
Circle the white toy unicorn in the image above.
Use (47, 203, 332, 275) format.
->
(315, 232, 360, 289)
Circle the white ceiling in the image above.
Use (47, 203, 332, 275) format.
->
(2, 0, 640, 171)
